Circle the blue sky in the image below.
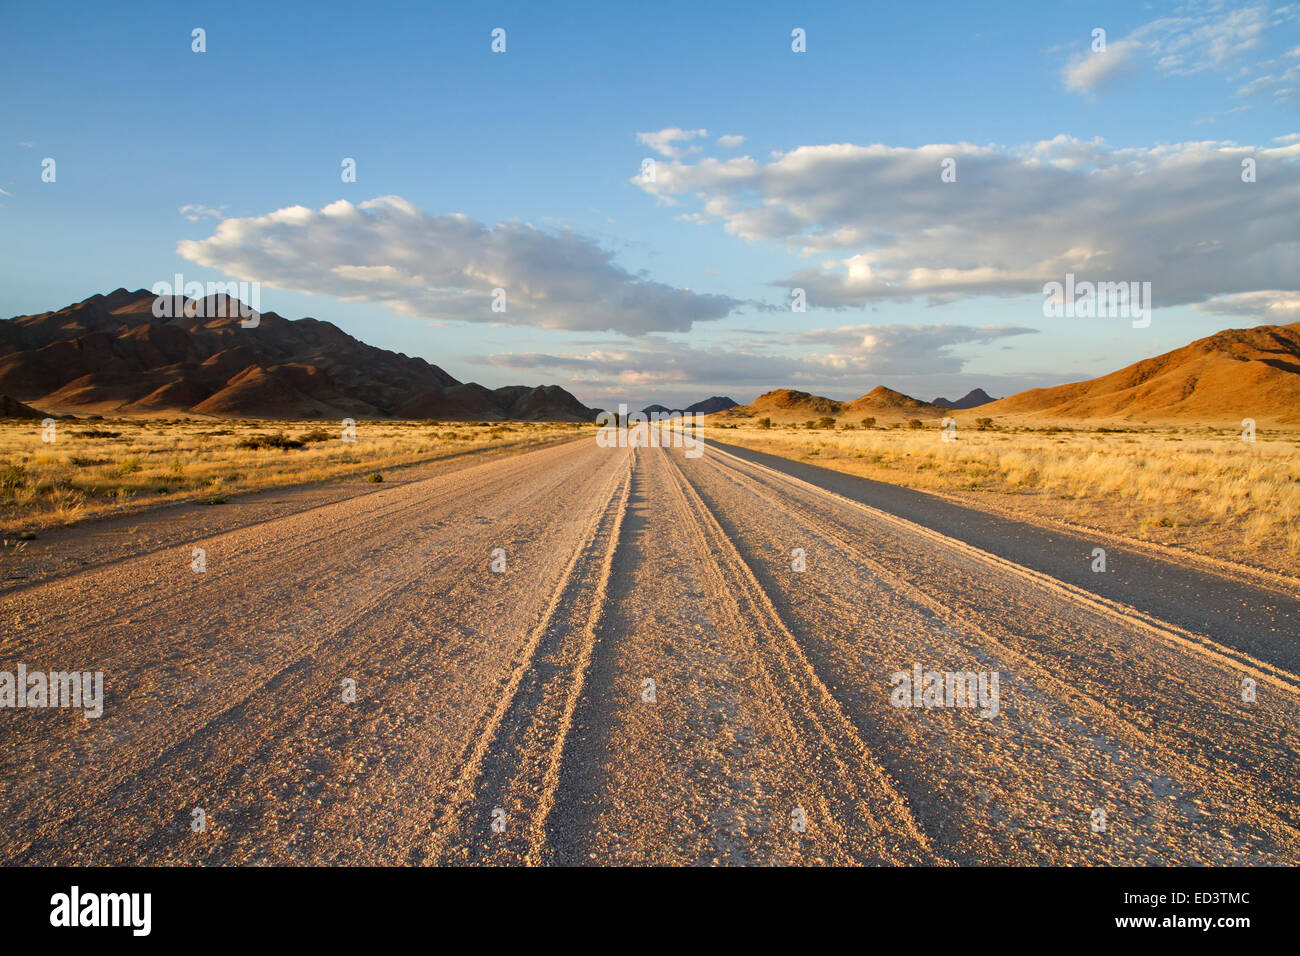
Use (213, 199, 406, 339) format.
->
(2, 0, 1298, 411)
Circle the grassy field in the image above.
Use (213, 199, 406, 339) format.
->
(5, 414, 1297, 582)
(705, 418, 1300, 579)
(0, 418, 588, 537)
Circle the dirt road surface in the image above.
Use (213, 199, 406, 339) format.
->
(2, 437, 1297, 865)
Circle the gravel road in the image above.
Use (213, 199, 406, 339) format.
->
(2, 437, 1296, 865)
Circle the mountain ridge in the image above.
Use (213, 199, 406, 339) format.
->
(978, 321, 1300, 425)
(708, 323, 1300, 427)
(641, 396, 738, 416)
(932, 388, 995, 409)
(0, 289, 598, 421)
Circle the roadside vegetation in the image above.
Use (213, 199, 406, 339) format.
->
(0, 418, 588, 534)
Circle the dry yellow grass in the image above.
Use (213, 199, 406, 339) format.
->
(0, 418, 588, 535)
(707, 419, 1300, 578)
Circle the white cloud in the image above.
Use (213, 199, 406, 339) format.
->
(1064, 3, 1284, 98)
(177, 196, 741, 335)
(1132, 3, 1269, 74)
(179, 203, 225, 221)
(1196, 290, 1300, 322)
(636, 127, 708, 158)
(717, 134, 745, 148)
(1063, 40, 1141, 94)
(634, 136, 1300, 314)
(481, 324, 1037, 388)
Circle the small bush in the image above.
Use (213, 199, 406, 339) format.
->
(237, 432, 305, 451)
(907, 419, 924, 430)
(0, 464, 29, 490)
(367, 472, 384, 483)
(757, 417, 772, 430)
(861, 417, 876, 429)
(976, 417, 994, 431)
(296, 428, 331, 444)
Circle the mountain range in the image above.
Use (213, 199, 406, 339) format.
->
(4, 292, 1297, 428)
(721, 385, 948, 423)
(0, 289, 598, 421)
(641, 396, 739, 416)
(931, 388, 995, 409)
(712, 322, 1300, 427)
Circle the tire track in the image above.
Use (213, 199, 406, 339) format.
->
(420, 447, 633, 864)
(685, 442, 1300, 862)
(658, 448, 939, 863)
(0, 441, 629, 863)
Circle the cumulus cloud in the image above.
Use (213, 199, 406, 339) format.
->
(636, 127, 708, 158)
(177, 196, 742, 335)
(633, 136, 1300, 314)
(717, 134, 745, 148)
(1196, 290, 1300, 322)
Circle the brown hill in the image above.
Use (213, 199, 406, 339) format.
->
(979, 322, 1300, 426)
(721, 387, 946, 423)
(847, 385, 942, 416)
(0, 289, 599, 421)
(0, 394, 47, 419)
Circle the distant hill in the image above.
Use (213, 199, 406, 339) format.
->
(641, 396, 738, 416)
(979, 321, 1300, 426)
(685, 396, 739, 414)
(932, 388, 995, 409)
(847, 385, 940, 415)
(721, 387, 945, 423)
(0, 289, 599, 421)
(0, 394, 46, 419)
